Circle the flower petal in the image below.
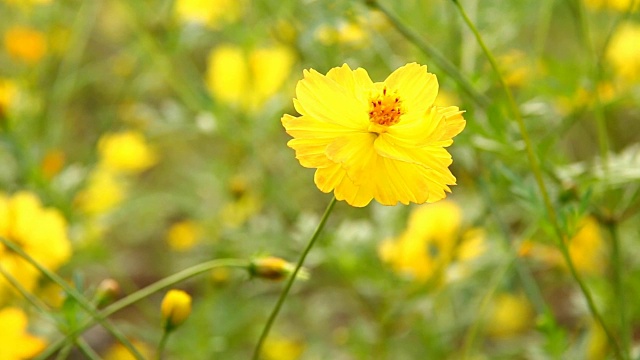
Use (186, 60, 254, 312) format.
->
(281, 114, 356, 139)
(385, 107, 444, 147)
(294, 68, 368, 130)
(333, 169, 375, 207)
(326, 64, 374, 103)
(384, 63, 439, 114)
(314, 162, 346, 192)
(375, 135, 453, 170)
(435, 106, 466, 142)
(325, 133, 378, 182)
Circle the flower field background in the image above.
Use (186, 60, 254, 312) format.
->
(1, 0, 640, 359)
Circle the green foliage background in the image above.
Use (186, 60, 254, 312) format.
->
(1, 0, 640, 359)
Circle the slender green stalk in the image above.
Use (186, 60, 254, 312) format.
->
(366, 0, 492, 108)
(1, 249, 107, 360)
(42, 0, 100, 142)
(252, 196, 338, 360)
(156, 330, 171, 360)
(75, 339, 102, 360)
(461, 259, 514, 359)
(607, 220, 628, 354)
(36, 258, 249, 360)
(0, 237, 145, 360)
(570, 0, 610, 166)
(0, 262, 52, 314)
(449, 1, 624, 359)
(477, 174, 548, 315)
(119, 0, 211, 113)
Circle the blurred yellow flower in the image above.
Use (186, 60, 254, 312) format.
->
(0, 192, 72, 302)
(584, 0, 639, 11)
(519, 217, 607, 276)
(98, 131, 158, 174)
(379, 201, 466, 282)
(315, 21, 369, 47)
(261, 334, 305, 360)
(161, 289, 192, 330)
(206, 44, 295, 111)
(41, 149, 65, 180)
(166, 220, 202, 251)
(75, 168, 126, 215)
(498, 50, 531, 88)
(0, 78, 18, 118)
(606, 23, 640, 81)
(567, 217, 607, 276)
(103, 340, 152, 360)
(174, 0, 243, 28)
(484, 293, 534, 338)
(3, 26, 47, 65)
(0, 307, 46, 360)
(282, 63, 466, 207)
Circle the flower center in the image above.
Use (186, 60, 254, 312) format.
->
(368, 88, 403, 133)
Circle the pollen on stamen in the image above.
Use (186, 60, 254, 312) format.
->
(368, 89, 404, 130)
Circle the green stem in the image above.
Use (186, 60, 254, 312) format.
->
(156, 329, 171, 360)
(36, 258, 249, 360)
(252, 196, 337, 360)
(0, 237, 145, 360)
(449, 1, 624, 359)
(477, 174, 548, 315)
(366, 0, 491, 108)
(607, 220, 628, 355)
(119, 0, 211, 113)
(461, 259, 513, 359)
(75, 339, 102, 360)
(0, 261, 52, 314)
(570, 0, 610, 165)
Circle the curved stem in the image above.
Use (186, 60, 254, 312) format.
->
(252, 196, 337, 360)
(35, 258, 249, 360)
(0, 237, 145, 360)
(449, 1, 624, 359)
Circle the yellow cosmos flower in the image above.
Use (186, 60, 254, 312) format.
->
(0, 192, 72, 302)
(166, 220, 202, 251)
(607, 23, 640, 81)
(0, 307, 46, 360)
(379, 201, 485, 283)
(3, 26, 47, 65)
(282, 63, 466, 207)
(98, 131, 158, 174)
(518, 217, 607, 276)
(484, 293, 534, 338)
(567, 217, 607, 276)
(74, 168, 126, 215)
(205, 44, 295, 111)
(174, 0, 243, 29)
(315, 21, 369, 47)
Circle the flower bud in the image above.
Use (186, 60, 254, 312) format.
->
(248, 256, 308, 281)
(95, 278, 120, 308)
(160, 289, 192, 331)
